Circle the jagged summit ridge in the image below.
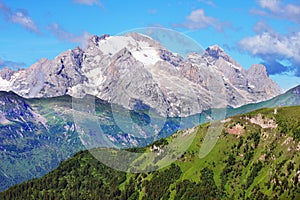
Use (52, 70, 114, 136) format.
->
(205, 44, 224, 57)
(204, 44, 242, 69)
(0, 33, 281, 116)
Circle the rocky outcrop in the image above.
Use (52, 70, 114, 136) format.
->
(180, 45, 281, 108)
(0, 67, 15, 81)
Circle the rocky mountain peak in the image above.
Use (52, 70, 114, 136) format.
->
(125, 32, 162, 48)
(89, 34, 110, 47)
(112, 47, 132, 60)
(0, 67, 15, 81)
(125, 32, 152, 41)
(73, 46, 83, 52)
(246, 64, 281, 96)
(0, 33, 282, 116)
(203, 45, 242, 68)
(205, 45, 224, 58)
(247, 64, 268, 78)
(71, 46, 84, 67)
(203, 45, 244, 71)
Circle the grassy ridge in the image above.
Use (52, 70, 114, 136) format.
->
(1, 106, 300, 199)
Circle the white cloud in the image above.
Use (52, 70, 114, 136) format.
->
(198, 0, 216, 7)
(240, 32, 297, 59)
(239, 31, 300, 76)
(176, 9, 230, 32)
(187, 9, 215, 24)
(73, 0, 102, 7)
(11, 12, 39, 33)
(247, 1, 300, 76)
(48, 23, 92, 48)
(250, 8, 268, 16)
(253, 21, 274, 34)
(254, 0, 300, 24)
(0, 0, 39, 33)
(258, 0, 281, 12)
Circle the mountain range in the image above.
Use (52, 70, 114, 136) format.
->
(0, 33, 280, 116)
(0, 33, 298, 194)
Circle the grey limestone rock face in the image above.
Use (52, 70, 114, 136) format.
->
(0, 33, 281, 116)
(0, 67, 15, 81)
(180, 45, 281, 108)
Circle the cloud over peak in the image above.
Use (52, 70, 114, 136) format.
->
(239, 30, 300, 76)
(241, 1, 300, 77)
(48, 23, 92, 48)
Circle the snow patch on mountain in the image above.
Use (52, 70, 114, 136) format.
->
(132, 48, 161, 66)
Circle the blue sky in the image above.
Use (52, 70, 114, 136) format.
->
(0, 0, 300, 90)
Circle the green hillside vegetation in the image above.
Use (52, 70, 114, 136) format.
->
(0, 92, 85, 191)
(1, 85, 299, 191)
(0, 92, 196, 191)
(1, 106, 300, 199)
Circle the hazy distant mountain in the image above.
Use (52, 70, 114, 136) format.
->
(229, 84, 300, 116)
(0, 33, 280, 116)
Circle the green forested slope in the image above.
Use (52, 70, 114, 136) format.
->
(1, 106, 300, 199)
